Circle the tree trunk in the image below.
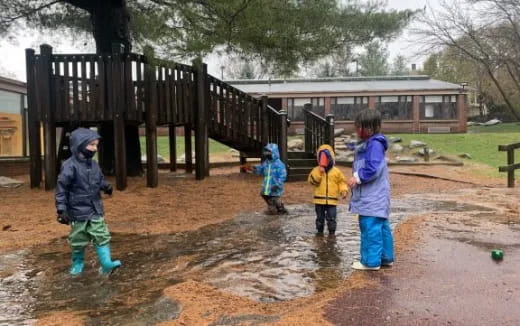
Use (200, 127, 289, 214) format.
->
(90, 0, 132, 54)
(82, 0, 142, 176)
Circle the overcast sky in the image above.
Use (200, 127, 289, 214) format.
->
(0, 0, 440, 81)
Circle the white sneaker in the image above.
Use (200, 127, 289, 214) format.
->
(351, 261, 380, 270)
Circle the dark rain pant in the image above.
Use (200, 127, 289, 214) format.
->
(261, 195, 287, 214)
(315, 204, 337, 233)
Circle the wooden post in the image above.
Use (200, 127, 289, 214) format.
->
(25, 48, 42, 188)
(193, 60, 209, 180)
(261, 96, 269, 146)
(304, 103, 312, 153)
(239, 152, 247, 173)
(169, 124, 177, 171)
(279, 110, 288, 165)
(145, 65, 158, 187)
(412, 95, 420, 133)
(507, 149, 514, 188)
(111, 45, 127, 190)
(184, 126, 193, 173)
(324, 97, 331, 115)
(40, 44, 57, 190)
(326, 114, 335, 150)
(368, 96, 376, 109)
(457, 94, 467, 133)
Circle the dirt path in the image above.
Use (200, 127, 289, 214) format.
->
(326, 187, 520, 326)
(0, 165, 514, 325)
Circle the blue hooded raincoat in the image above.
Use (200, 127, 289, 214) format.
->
(349, 133, 391, 218)
(254, 143, 287, 197)
(55, 128, 110, 221)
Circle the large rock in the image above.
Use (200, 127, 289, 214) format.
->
(335, 144, 347, 151)
(388, 136, 402, 143)
(334, 128, 345, 137)
(482, 118, 501, 126)
(458, 153, 472, 159)
(390, 144, 404, 153)
(288, 138, 304, 150)
(416, 148, 434, 156)
(0, 176, 23, 188)
(409, 140, 427, 148)
(395, 156, 418, 163)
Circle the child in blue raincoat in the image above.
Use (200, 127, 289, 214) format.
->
(55, 127, 122, 276)
(246, 143, 288, 215)
(348, 109, 394, 270)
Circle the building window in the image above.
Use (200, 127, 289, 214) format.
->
(0, 89, 22, 114)
(310, 97, 325, 117)
(375, 96, 412, 120)
(420, 95, 457, 120)
(287, 98, 310, 121)
(331, 96, 368, 120)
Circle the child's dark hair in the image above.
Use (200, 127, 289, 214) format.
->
(354, 109, 382, 134)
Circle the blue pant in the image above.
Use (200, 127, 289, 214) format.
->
(315, 204, 337, 233)
(359, 216, 394, 267)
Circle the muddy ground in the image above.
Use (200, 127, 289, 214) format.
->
(1, 165, 519, 325)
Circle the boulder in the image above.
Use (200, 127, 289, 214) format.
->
(390, 144, 404, 153)
(0, 176, 23, 188)
(335, 144, 347, 151)
(395, 156, 418, 163)
(388, 136, 402, 143)
(416, 148, 434, 156)
(482, 118, 501, 126)
(288, 138, 304, 150)
(334, 128, 345, 137)
(409, 140, 427, 148)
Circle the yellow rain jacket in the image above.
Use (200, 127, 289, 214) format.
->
(307, 144, 349, 205)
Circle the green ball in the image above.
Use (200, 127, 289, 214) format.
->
(491, 249, 504, 260)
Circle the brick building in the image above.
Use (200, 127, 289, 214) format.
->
(230, 75, 468, 134)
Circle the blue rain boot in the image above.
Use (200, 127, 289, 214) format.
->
(70, 247, 85, 275)
(94, 244, 121, 275)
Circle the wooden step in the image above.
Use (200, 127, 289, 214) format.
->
(288, 151, 315, 159)
(286, 173, 309, 182)
(287, 158, 316, 167)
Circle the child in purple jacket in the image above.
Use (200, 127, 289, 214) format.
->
(348, 109, 394, 270)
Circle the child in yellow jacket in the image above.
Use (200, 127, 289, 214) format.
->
(308, 144, 349, 236)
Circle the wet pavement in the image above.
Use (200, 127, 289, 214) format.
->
(326, 201, 520, 326)
(0, 198, 502, 325)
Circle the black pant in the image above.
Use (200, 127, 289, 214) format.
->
(261, 195, 286, 214)
(315, 204, 337, 233)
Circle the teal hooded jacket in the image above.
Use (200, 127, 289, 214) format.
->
(254, 143, 287, 197)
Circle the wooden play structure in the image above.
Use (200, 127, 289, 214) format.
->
(25, 44, 335, 190)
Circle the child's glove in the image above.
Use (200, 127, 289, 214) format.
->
(104, 184, 113, 196)
(56, 210, 70, 225)
(241, 165, 254, 173)
(271, 185, 280, 193)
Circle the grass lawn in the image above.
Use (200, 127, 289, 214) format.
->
(388, 122, 520, 177)
(139, 136, 231, 159)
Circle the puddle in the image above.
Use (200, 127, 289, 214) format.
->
(0, 199, 502, 325)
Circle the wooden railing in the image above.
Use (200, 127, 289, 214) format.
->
(498, 142, 520, 187)
(303, 103, 334, 154)
(207, 76, 288, 160)
(26, 44, 289, 189)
